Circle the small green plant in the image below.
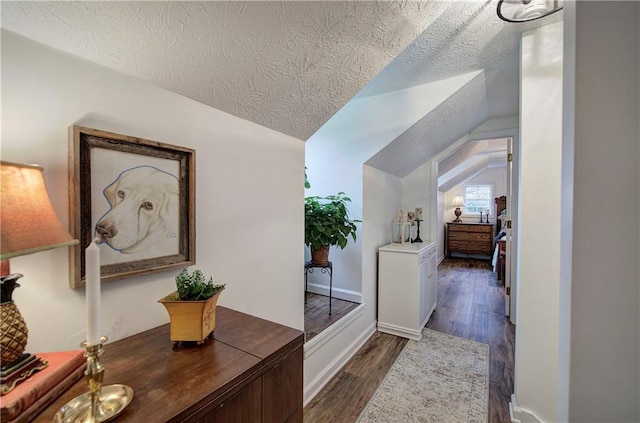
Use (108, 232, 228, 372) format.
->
(305, 192, 360, 250)
(175, 269, 225, 301)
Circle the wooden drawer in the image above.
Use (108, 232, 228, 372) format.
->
(198, 378, 262, 423)
(448, 232, 491, 242)
(262, 345, 303, 423)
(446, 223, 494, 259)
(418, 246, 437, 265)
(448, 224, 492, 234)
(448, 240, 491, 253)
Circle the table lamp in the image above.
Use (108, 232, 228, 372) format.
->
(452, 195, 465, 222)
(0, 161, 78, 394)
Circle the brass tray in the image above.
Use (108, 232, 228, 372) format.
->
(54, 384, 134, 423)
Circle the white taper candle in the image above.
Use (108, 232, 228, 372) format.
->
(85, 240, 101, 346)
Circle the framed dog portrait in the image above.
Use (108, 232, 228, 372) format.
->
(69, 126, 195, 289)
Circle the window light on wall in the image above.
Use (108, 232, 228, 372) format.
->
(463, 184, 493, 215)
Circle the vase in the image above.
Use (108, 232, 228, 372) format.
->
(310, 245, 330, 266)
(158, 289, 224, 347)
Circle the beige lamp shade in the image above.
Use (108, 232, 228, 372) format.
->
(452, 195, 465, 208)
(1, 161, 78, 260)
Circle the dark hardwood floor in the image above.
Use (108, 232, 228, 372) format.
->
(304, 292, 359, 342)
(427, 258, 515, 423)
(303, 331, 408, 423)
(303, 258, 515, 423)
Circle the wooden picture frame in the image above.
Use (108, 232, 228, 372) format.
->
(69, 126, 195, 289)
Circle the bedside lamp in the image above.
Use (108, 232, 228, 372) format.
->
(0, 161, 78, 394)
(452, 195, 465, 222)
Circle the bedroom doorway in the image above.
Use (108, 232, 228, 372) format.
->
(435, 134, 518, 322)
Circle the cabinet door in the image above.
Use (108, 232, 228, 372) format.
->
(198, 378, 261, 423)
(263, 346, 303, 423)
(427, 254, 437, 316)
(419, 260, 428, 327)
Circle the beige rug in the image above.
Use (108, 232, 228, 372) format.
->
(356, 329, 489, 423)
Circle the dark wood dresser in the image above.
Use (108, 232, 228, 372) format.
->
(33, 307, 304, 423)
(446, 222, 494, 259)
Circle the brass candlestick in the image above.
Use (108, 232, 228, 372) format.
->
(85, 338, 106, 422)
(54, 337, 133, 423)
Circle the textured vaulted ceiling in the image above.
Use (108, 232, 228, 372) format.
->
(1, 0, 561, 178)
(359, 0, 558, 177)
(1, 0, 437, 140)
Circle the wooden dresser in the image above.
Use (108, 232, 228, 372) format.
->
(34, 307, 304, 423)
(446, 222, 494, 259)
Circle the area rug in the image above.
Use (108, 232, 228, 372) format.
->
(356, 329, 489, 423)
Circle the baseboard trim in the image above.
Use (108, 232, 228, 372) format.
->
(303, 318, 376, 406)
(306, 282, 362, 303)
(510, 394, 544, 423)
(377, 321, 422, 340)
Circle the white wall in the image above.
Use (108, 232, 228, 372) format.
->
(512, 20, 564, 423)
(363, 165, 403, 313)
(566, 2, 639, 421)
(1, 31, 305, 352)
(515, 5, 640, 421)
(401, 161, 433, 242)
(304, 152, 364, 298)
(303, 165, 401, 402)
(443, 166, 507, 224)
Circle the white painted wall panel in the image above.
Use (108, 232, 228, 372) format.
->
(568, 2, 640, 421)
(513, 21, 564, 423)
(303, 165, 401, 403)
(1, 31, 305, 352)
(443, 166, 507, 223)
(402, 161, 431, 240)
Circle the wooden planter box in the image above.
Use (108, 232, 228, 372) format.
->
(158, 290, 223, 345)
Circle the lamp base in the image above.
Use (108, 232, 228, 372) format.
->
(1, 353, 48, 395)
(453, 207, 463, 223)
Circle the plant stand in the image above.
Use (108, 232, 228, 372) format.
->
(304, 261, 333, 315)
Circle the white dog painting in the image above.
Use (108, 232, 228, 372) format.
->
(95, 166, 179, 255)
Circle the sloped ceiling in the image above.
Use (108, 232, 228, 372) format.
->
(365, 70, 491, 176)
(1, 1, 560, 177)
(1, 0, 437, 141)
(306, 70, 483, 163)
(437, 137, 508, 192)
(357, 1, 558, 177)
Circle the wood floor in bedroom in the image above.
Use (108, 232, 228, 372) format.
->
(303, 258, 515, 423)
(304, 292, 359, 342)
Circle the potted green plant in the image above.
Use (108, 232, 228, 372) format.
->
(158, 269, 225, 346)
(305, 192, 360, 265)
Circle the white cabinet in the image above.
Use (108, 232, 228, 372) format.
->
(377, 241, 437, 340)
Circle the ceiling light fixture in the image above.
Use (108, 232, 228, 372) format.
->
(497, 0, 563, 23)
